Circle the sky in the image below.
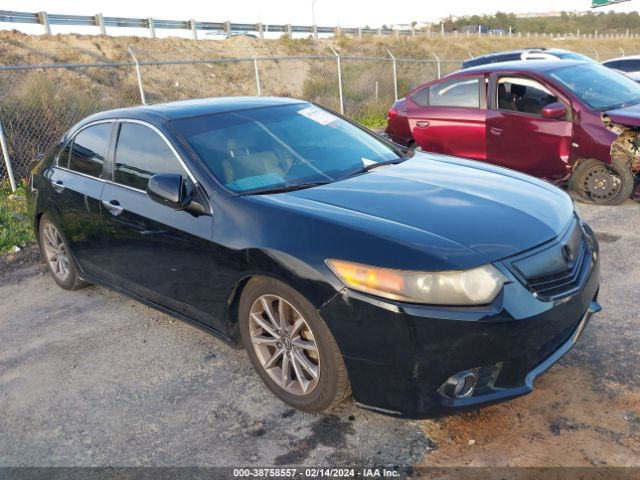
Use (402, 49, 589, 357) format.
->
(1, 0, 638, 30)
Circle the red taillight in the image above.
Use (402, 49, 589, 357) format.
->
(387, 108, 398, 123)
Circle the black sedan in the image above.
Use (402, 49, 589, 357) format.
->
(26, 97, 601, 417)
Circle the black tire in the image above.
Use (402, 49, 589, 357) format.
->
(38, 214, 89, 290)
(238, 277, 351, 413)
(570, 158, 634, 206)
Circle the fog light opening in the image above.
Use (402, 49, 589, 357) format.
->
(444, 370, 478, 399)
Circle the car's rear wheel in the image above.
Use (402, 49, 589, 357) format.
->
(570, 158, 634, 205)
(38, 215, 88, 290)
(238, 277, 350, 412)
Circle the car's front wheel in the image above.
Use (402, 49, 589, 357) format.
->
(570, 158, 634, 205)
(38, 215, 88, 290)
(239, 277, 350, 412)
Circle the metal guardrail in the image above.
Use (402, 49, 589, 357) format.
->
(0, 9, 407, 39)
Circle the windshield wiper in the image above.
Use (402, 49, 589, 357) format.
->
(343, 157, 407, 179)
(242, 181, 331, 195)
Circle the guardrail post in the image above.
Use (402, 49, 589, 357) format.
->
(440, 23, 444, 37)
(189, 19, 198, 40)
(330, 47, 344, 115)
(592, 48, 599, 61)
(257, 22, 264, 39)
(387, 49, 398, 102)
(358, 27, 362, 38)
(377, 27, 382, 36)
(38, 11, 51, 35)
(286, 24, 292, 39)
(128, 47, 147, 105)
(312, 24, 318, 40)
(253, 57, 261, 96)
(0, 117, 17, 193)
(224, 21, 231, 39)
(95, 13, 106, 35)
(147, 18, 156, 38)
(433, 52, 441, 79)
(478, 25, 481, 37)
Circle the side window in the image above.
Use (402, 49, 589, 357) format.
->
(496, 77, 559, 116)
(68, 123, 111, 178)
(618, 59, 640, 73)
(410, 87, 429, 107)
(114, 122, 188, 191)
(428, 78, 480, 108)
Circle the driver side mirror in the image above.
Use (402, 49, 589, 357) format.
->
(147, 173, 193, 210)
(541, 102, 567, 119)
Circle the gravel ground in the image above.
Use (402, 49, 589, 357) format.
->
(0, 201, 638, 467)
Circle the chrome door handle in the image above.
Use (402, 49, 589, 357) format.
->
(415, 121, 430, 128)
(102, 200, 124, 216)
(50, 179, 65, 193)
(490, 127, 503, 136)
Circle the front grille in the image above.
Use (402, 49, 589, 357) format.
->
(507, 219, 595, 302)
(527, 239, 590, 300)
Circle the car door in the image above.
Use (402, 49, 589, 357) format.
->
(485, 74, 573, 180)
(46, 121, 114, 280)
(407, 75, 487, 160)
(100, 120, 220, 329)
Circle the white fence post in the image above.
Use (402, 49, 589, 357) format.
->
(0, 118, 17, 193)
(189, 19, 198, 40)
(330, 47, 344, 115)
(128, 47, 147, 105)
(433, 52, 441, 79)
(95, 13, 106, 35)
(38, 11, 51, 35)
(147, 18, 156, 38)
(593, 48, 599, 61)
(387, 49, 398, 102)
(619, 47, 625, 57)
(253, 57, 261, 96)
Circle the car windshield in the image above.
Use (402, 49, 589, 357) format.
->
(549, 63, 640, 110)
(171, 103, 402, 194)
(553, 52, 593, 62)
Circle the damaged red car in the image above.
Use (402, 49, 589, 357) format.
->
(386, 60, 640, 205)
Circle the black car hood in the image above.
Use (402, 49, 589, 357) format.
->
(252, 154, 574, 269)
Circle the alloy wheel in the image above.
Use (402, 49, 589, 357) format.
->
(248, 294, 320, 396)
(42, 223, 70, 281)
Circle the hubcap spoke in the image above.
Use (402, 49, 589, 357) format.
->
(290, 352, 311, 393)
(281, 352, 292, 387)
(260, 297, 281, 331)
(293, 349, 319, 379)
(292, 337, 317, 352)
(264, 348, 284, 369)
(250, 312, 278, 338)
(252, 334, 278, 346)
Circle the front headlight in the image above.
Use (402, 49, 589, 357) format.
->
(326, 259, 506, 306)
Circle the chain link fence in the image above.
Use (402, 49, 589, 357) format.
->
(0, 54, 458, 187)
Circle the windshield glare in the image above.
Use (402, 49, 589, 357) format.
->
(549, 63, 640, 110)
(172, 104, 401, 193)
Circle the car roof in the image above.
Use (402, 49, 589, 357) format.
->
(602, 55, 640, 63)
(80, 96, 307, 125)
(467, 48, 570, 60)
(452, 59, 589, 76)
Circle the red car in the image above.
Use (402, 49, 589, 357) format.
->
(386, 60, 640, 205)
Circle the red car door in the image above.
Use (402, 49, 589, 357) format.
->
(407, 75, 488, 161)
(485, 74, 573, 181)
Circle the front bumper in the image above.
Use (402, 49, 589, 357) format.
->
(319, 229, 600, 418)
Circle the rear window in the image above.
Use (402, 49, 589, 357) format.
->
(428, 78, 480, 108)
(67, 123, 112, 178)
